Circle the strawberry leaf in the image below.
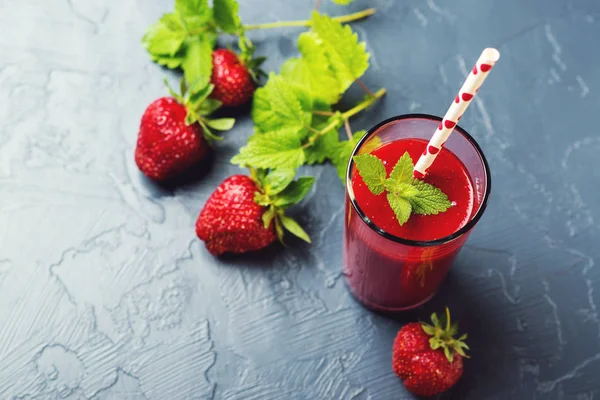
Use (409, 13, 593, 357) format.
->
(263, 168, 296, 195)
(204, 118, 235, 131)
(279, 214, 311, 243)
(272, 177, 314, 207)
(261, 206, 276, 229)
(197, 120, 223, 141)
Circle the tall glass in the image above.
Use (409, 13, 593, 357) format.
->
(343, 114, 491, 312)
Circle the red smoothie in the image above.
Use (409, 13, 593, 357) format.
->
(352, 138, 474, 241)
(344, 138, 480, 311)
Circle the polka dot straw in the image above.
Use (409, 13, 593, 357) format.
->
(413, 48, 500, 178)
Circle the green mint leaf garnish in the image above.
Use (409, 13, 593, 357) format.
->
(182, 37, 213, 89)
(213, 0, 242, 34)
(310, 12, 369, 93)
(231, 131, 305, 170)
(387, 151, 414, 184)
(352, 154, 386, 195)
(280, 32, 341, 105)
(386, 193, 412, 226)
(409, 179, 452, 215)
(354, 151, 451, 225)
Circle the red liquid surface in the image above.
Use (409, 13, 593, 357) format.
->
(352, 138, 474, 241)
(343, 138, 478, 311)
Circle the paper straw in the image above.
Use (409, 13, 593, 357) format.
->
(413, 48, 500, 178)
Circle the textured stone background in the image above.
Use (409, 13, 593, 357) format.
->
(1, 0, 600, 398)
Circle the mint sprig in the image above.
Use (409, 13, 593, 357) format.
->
(143, 0, 373, 89)
(252, 168, 314, 243)
(232, 12, 386, 180)
(353, 152, 451, 225)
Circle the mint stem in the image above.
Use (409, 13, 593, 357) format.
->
(344, 118, 353, 141)
(355, 78, 375, 97)
(342, 87, 386, 120)
(302, 87, 386, 149)
(243, 8, 376, 30)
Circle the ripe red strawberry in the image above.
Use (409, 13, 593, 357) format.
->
(196, 170, 313, 256)
(210, 49, 256, 107)
(135, 97, 207, 181)
(392, 308, 468, 396)
(135, 79, 235, 181)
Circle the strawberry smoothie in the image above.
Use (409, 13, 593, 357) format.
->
(343, 115, 490, 311)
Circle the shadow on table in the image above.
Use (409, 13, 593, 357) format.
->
(136, 150, 217, 195)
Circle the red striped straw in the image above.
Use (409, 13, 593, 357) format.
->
(414, 48, 500, 179)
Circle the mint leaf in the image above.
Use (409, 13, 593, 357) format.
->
(150, 52, 185, 69)
(231, 131, 305, 170)
(182, 37, 213, 89)
(409, 180, 452, 215)
(311, 12, 369, 93)
(213, 0, 242, 33)
(280, 214, 311, 243)
(175, 0, 209, 17)
(263, 168, 296, 195)
(272, 177, 315, 207)
(353, 154, 386, 195)
(252, 73, 313, 138)
(386, 193, 412, 226)
(280, 32, 341, 105)
(388, 152, 414, 185)
(331, 130, 367, 182)
(142, 14, 186, 56)
(303, 112, 342, 165)
(305, 129, 339, 165)
(385, 181, 420, 198)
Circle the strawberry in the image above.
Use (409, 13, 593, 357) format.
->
(196, 169, 313, 255)
(135, 78, 235, 181)
(210, 38, 266, 108)
(392, 308, 468, 396)
(210, 49, 255, 107)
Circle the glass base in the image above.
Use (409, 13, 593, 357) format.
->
(345, 281, 435, 313)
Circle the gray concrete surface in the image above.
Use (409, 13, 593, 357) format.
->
(1, 0, 599, 398)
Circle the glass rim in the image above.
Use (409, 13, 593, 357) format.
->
(346, 113, 492, 247)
